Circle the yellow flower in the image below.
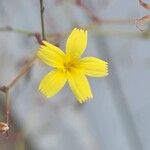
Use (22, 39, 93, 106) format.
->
(37, 28, 108, 103)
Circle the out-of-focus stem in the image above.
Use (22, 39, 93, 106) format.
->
(0, 26, 34, 35)
(1, 20, 150, 40)
(0, 55, 37, 135)
(0, 0, 46, 135)
(7, 56, 37, 89)
(6, 90, 10, 126)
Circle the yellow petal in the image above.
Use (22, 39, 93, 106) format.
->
(79, 57, 108, 77)
(66, 28, 87, 58)
(39, 69, 67, 98)
(67, 71, 93, 103)
(37, 41, 65, 68)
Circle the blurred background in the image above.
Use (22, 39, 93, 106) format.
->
(0, 0, 150, 150)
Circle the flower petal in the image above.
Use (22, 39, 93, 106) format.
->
(66, 28, 87, 58)
(39, 69, 67, 98)
(79, 57, 108, 77)
(37, 41, 65, 68)
(67, 71, 93, 103)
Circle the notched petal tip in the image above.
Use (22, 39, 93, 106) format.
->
(84, 30, 88, 36)
(38, 84, 53, 98)
(105, 63, 109, 75)
(66, 27, 88, 58)
(79, 57, 109, 77)
(72, 27, 87, 35)
(38, 70, 67, 99)
(39, 89, 50, 98)
(78, 95, 93, 104)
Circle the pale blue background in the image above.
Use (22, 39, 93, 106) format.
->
(0, 0, 150, 150)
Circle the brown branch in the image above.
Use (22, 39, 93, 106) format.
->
(75, 0, 100, 22)
(6, 90, 10, 126)
(0, 0, 46, 136)
(7, 56, 37, 89)
(0, 55, 37, 135)
(0, 88, 10, 135)
(75, 0, 150, 25)
(139, 0, 150, 10)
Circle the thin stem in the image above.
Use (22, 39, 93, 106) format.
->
(0, 16, 150, 41)
(6, 90, 10, 126)
(0, 55, 37, 135)
(40, 0, 46, 40)
(0, 0, 46, 134)
(0, 27, 43, 44)
(7, 56, 37, 89)
(0, 26, 34, 35)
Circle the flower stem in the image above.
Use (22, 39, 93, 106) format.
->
(40, 0, 46, 40)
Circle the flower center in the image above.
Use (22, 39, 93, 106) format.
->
(63, 62, 74, 72)
(63, 59, 78, 72)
